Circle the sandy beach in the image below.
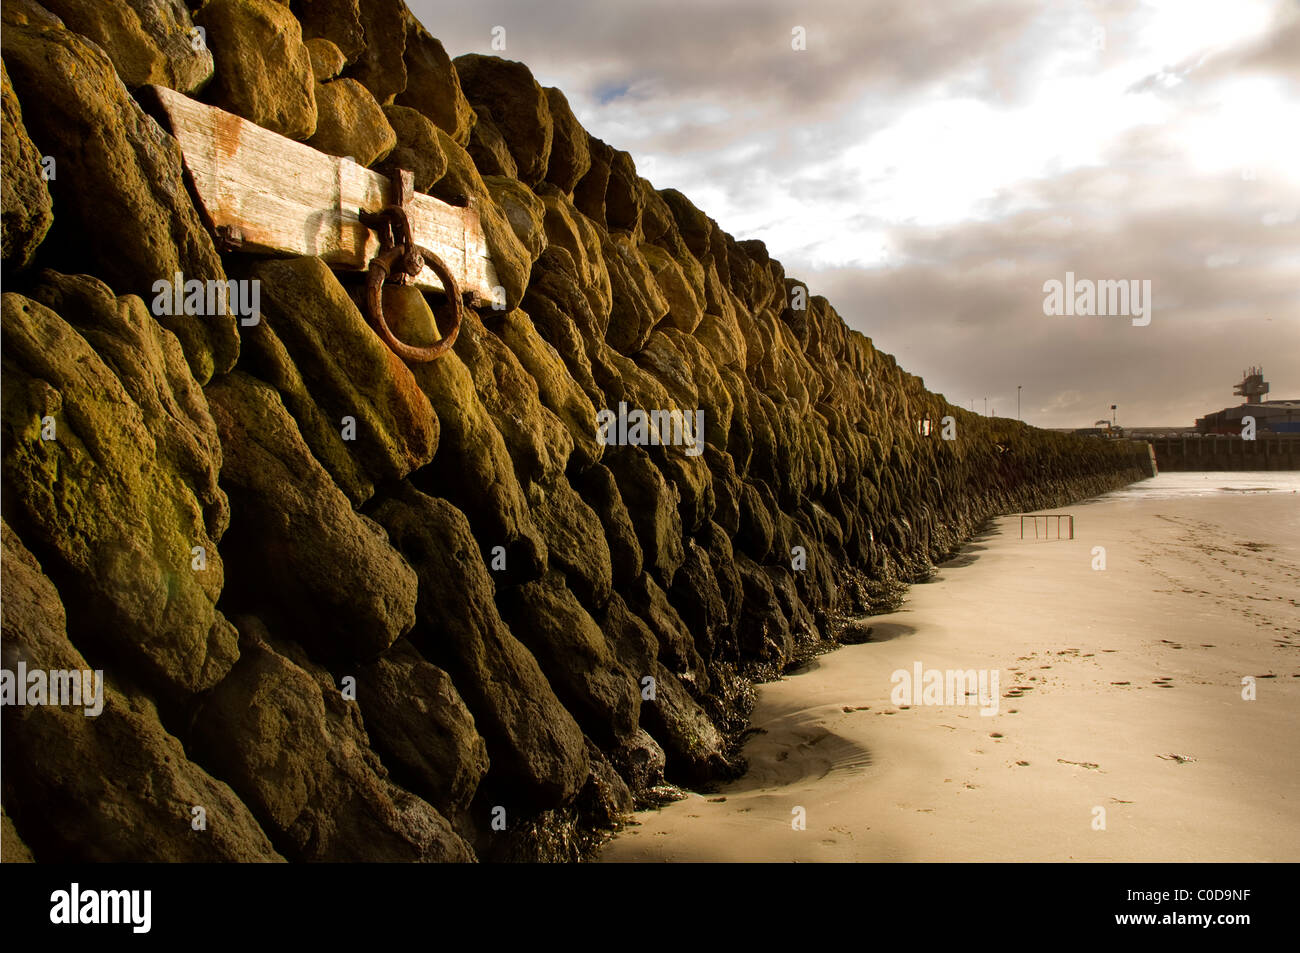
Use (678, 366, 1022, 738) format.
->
(600, 473, 1300, 862)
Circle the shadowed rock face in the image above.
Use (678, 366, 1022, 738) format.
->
(1, 60, 52, 271)
(0, 0, 1155, 862)
(1, 3, 240, 382)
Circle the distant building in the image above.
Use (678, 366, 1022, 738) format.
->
(1196, 368, 1300, 435)
(1072, 421, 1125, 439)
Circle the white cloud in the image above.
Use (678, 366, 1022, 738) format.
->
(412, 0, 1300, 427)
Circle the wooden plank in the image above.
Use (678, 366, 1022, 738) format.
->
(147, 85, 500, 302)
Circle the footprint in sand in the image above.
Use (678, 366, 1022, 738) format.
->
(1015, 761, 1030, 767)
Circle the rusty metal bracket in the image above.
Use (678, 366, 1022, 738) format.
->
(359, 169, 461, 363)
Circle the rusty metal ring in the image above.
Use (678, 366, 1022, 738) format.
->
(365, 244, 461, 364)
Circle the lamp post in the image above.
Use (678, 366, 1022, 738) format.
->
(984, 396, 988, 416)
(1018, 385, 1022, 421)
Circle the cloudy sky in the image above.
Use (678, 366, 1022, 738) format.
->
(412, 0, 1300, 428)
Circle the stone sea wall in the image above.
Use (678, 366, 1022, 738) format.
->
(0, 0, 1153, 862)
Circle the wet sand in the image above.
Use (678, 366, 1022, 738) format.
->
(600, 477, 1300, 862)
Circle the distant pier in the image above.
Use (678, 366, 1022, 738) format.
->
(1147, 434, 1300, 471)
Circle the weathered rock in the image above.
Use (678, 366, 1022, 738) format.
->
(453, 54, 552, 186)
(346, 0, 407, 105)
(626, 573, 709, 692)
(610, 729, 668, 797)
(498, 572, 639, 747)
(659, 188, 711, 259)
(484, 175, 546, 261)
(356, 639, 489, 817)
(605, 149, 642, 235)
(195, 0, 316, 139)
(130, 0, 215, 92)
(487, 307, 601, 468)
(305, 37, 346, 81)
(427, 124, 485, 203)
(695, 307, 747, 371)
(206, 372, 418, 661)
(0, 59, 52, 271)
(371, 485, 590, 807)
(295, 0, 364, 63)
(641, 242, 704, 334)
(0, 523, 282, 862)
(640, 181, 676, 243)
(39, 0, 166, 89)
(424, 128, 532, 310)
(604, 445, 684, 588)
(191, 626, 473, 861)
(1, 808, 33, 863)
(653, 445, 715, 536)
(597, 590, 659, 678)
(468, 110, 519, 178)
(380, 104, 447, 191)
(453, 310, 570, 491)
(573, 135, 612, 226)
(40, 0, 213, 93)
(395, 11, 474, 145)
(673, 331, 733, 447)
(737, 480, 776, 559)
(531, 474, 613, 609)
(668, 537, 730, 662)
(405, 347, 547, 579)
(704, 443, 742, 533)
(536, 186, 612, 328)
(573, 461, 643, 589)
(1, 12, 239, 381)
(735, 553, 794, 662)
(702, 520, 744, 660)
(521, 249, 607, 411)
(242, 256, 437, 502)
(577, 740, 635, 827)
(242, 318, 368, 504)
(634, 326, 696, 400)
(307, 77, 395, 166)
(604, 231, 669, 354)
(543, 87, 591, 194)
(30, 271, 228, 534)
(1, 288, 237, 698)
(640, 663, 730, 785)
